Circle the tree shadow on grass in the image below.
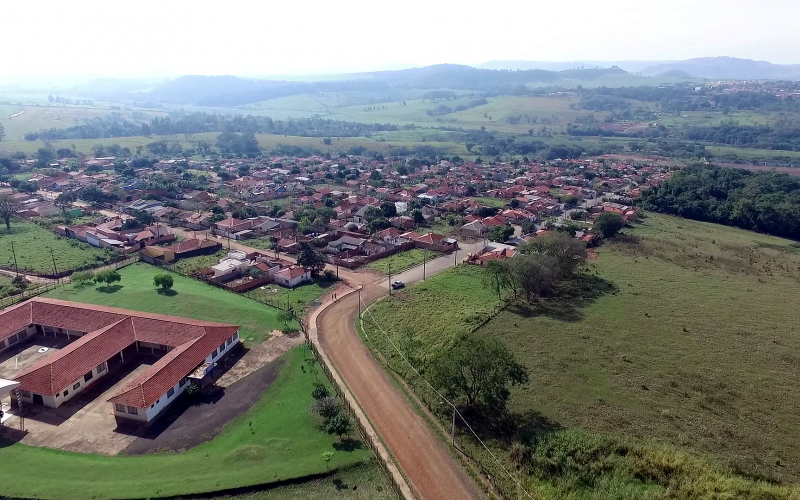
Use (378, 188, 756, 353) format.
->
(332, 438, 365, 452)
(508, 273, 616, 323)
(156, 288, 178, 296)
(460, 407, 564, 447)
(95, 284, 123, 293)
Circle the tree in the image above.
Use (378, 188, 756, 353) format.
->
(297, 242, 326, 276)
(509, 199, 520, 208)
(325, 413, 352, 440)
(410, 209, 424, 224)
(518, 232, 586, 278)
(16, 181, 37, 193)
(71, 271, 94, 285)
(380, 201, 397, 218)
(429, 332, 528, 410)
(483, 260, 514, 301)
(277, 308, 294, 328)
(322, 451, 334, 470)
(309, 397, 339, 420)
(593, 211, 625, 238)
(0, 193, 22, 231)
(488, 225, 514, 243)
(153, 273, 174, 290)
(94, 269, 121, 288)
(54, 193, 75, 220)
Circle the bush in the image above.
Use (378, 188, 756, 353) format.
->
(311, 384, 331, 400)
(71, 271, 94, 285)
(94, 269, 121, 286)
(325, 413, 352, 439)
(309, 397, 339, 420)
(153, 273, 174, 290)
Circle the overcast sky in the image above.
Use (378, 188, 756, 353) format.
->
(2, 0, 799, 81)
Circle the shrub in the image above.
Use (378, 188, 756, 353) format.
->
(311, 384, 331, 400)
(325, 413, 352, 439)
(71, 271, 94, 285)
(153, 273, 174, 290)
(309, 397, 339, 420)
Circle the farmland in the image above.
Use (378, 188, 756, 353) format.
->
(0, 347, 374, 500)
(361, 212, 800, 498)
(364, 248, 438, 274)
(44, 263, 293, 341)
(0, 222, 118, 274)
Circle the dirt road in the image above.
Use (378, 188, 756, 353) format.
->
(315, 243, 486, 500)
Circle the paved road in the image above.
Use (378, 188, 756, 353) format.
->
(315, 242, 486, 500)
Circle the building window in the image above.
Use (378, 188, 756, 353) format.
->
(179, 378, 187, 388)
(126, 406, 138, 415)
(84, 371, 94, 383)
(19, 390, 31, 398)
(73, 382, 80, 390)
(211, 350, 217, 359)
(115, 404, 125, 412)
(97, 362, 106, 373)
(233, 332, 239, 340)
(167, 387, 175, 398)
(227, 338, 232, 346)
(219, 343, 225, 353)
(8, 333, 19, 345)
(18, 330, 27, 339)
(63, 390, 69, 397)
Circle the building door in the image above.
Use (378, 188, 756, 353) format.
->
(32, 394, 44, 405)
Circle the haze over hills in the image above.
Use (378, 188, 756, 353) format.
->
(477, 60, 672, 73)
(640, 57, 800, 80)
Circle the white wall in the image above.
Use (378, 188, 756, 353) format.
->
(52, 360, 109, 406)
(205, 331, 240, 364)
(113, 402, 147, 422)
(0, 326, 32, 353)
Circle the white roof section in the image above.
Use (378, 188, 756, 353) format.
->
(0, 379, 21, 398)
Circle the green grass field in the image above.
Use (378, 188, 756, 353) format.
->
(0, 348, 374, 500)
(471, 196, 508, 208)
(0, 223, 118, 274)
(204, 462, 397, 500)
(44, 263, 291, 341)
(364, 249, 438, 274)
(246, 277, 336, 312)
(361, 213, 800, 498)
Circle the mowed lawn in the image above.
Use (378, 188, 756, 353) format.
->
(0, 348, 374, 500)
(362, 213, 800, 496)
(364, 249, 438, 275)
(0, 223, 117, 274)
(44, 263, 290, 342)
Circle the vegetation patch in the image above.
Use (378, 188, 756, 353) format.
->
(364, 249, 438, 274)
(44, 263, 291, 342)
(0, 348, 373, 500)
(0, 222, 117, 274)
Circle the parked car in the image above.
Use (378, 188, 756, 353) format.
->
(391, 280, 405, 290)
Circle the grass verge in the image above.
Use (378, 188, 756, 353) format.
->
(363, 249, 438, 275)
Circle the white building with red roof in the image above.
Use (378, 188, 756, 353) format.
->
(0, 298, 240, 423)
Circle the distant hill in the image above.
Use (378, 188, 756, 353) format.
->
(126, 64, 639, 106)
(642, 57, 800, 80)
(477, 60, 671, 74)
(656, 69, 694, 79)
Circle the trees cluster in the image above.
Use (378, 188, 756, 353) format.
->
(93, 269, 121, 288)
(483, 232, 587, 302)
(308, 384, 352, 440)
(638, 163, 800, 239)
(296, 242, 326, 275)
(681, 121, 800, 152)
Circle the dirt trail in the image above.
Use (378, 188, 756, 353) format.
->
(315, 275, 484, 500)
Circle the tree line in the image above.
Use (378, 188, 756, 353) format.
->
(638, 163, 800, 239)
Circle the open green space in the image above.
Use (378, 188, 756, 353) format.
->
(471, 196, 508, 208)
(171, 250, 227, 275)
(44, 263, 291, 341)
(246, 277, 336, 312)
(0, 347, 373, 500)
(203, 462, 397, 500)
(361, 212, 800, 498)
(364, 249, 438, 275)
(0, 222, 118, 274)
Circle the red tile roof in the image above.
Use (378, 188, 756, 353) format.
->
(2, 298, 239, 408)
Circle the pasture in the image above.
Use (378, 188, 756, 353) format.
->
(0, 222, 118, 274)
(44, 263, 292, 341)
(0, 347, 374, 500)
(361, 212, 800, 498)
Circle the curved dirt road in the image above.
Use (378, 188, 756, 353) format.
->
(316, 245, 485, 500)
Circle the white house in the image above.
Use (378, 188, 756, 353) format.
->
(274, 266, 311, 288)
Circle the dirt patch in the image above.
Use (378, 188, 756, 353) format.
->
(215, 333, 303, 388)
(124, 357, 285, 455)
(587, 248, 598, 260)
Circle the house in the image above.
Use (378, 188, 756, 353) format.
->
(403, 232, 457, 252)
(461, 220, 487, 237)
(0, 298, 240, 424)
(390, 216, 415, 230)
(326, 235, 366, 254)
(273, 266, 311, 288)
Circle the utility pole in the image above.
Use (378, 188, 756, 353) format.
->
(451, 405, 456, 446)
(387, 263, 391, 295)
(49, 248, 58, 276)
(357, 285, 362, 319)
(422, 250, 426, 280)
(10, 241, 18, 276)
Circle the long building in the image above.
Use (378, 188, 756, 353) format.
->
(0, 298, 240, 423)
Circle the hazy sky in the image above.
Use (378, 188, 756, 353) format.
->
(2, 0, 799, 81)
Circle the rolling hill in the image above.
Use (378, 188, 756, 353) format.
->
(642, 57, 800, 80)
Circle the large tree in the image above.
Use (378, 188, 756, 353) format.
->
(54, 193, 75, 220)
(429, 332, 528, 410)
(297, 242, 325, 276)
(0, 193, 22, 231)
(488, 224, 514, 243)
(593, 211, 625, 239)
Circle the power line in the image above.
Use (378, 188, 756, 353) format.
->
(359, 295, 536, 500)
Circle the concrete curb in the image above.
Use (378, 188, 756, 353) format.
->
(308, 285, 416, 500)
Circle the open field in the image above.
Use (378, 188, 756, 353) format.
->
(0, 347, 374, 500)
(0, 222, 118, 274)
(361, 213, 800, 498)
(471, 196, 508, 208)
(364, 249, 438, 275)
(204, 462, 397, 500)
(246, 277, 336, 312)
(44, 263, 292, 341)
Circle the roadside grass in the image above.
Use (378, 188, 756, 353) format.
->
(201, 462, 397, 500)
(364, 249, 438, 275)
(0, 223, 117, 274)
(361, 212, 800, 498)
(243, 236, 274, 251)
(0, 274, 39, 299)
(43, 263, 291, 342)
(172, 250, 227, 275)
(246, 277, 336, 312)
(0, 348, 374, 500)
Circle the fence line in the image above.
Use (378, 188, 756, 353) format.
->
(303, 340, 408, 500)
